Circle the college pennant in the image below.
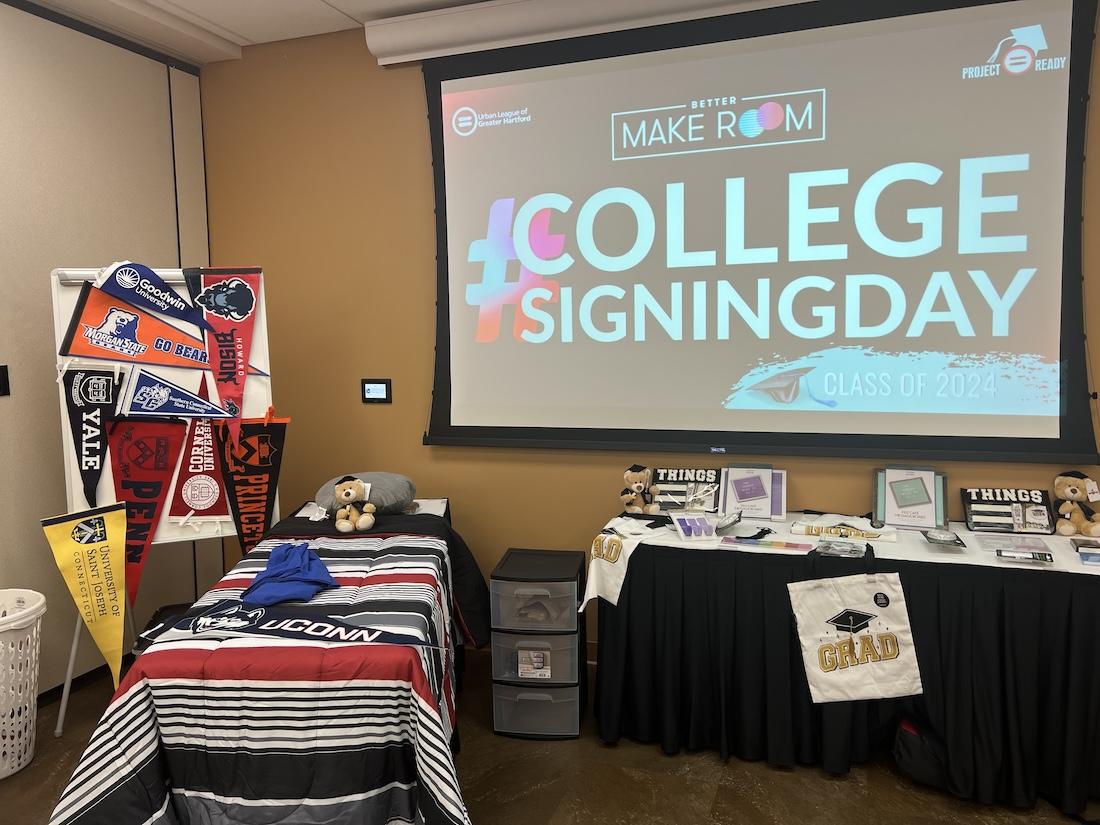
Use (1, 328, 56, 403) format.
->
(169, 375, 230, 520)
(59, 282, 268, 375)
(108, 418, 187, 602)
(61, 368, 119, 507)
(185, 267, 262, 442)
(94, 261, 209, 331)
(215, 414, 287, 554)
(40, 502, 127, 687)
(123, 367, 232, 419)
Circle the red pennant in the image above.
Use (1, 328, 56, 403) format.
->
(59, 282, 267, 376)
(108, 418, 187, 603)
(168, 375, 230, 520)
(186, 268, 262, 444)
(214, 416, 288, 554)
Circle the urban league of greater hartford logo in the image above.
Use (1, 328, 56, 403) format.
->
(82, 307, 148, 357)
(197, 278, 256, 321)
(452, 106, 478, 137)
(114, 266, 141, 289)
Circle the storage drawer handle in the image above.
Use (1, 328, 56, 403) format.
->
(513, 587, 552, 597)
(516, 693, 553, 701)
(514, 641, 551, 650)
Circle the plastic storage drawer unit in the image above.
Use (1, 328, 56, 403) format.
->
(492, 684, 581, 738)
(490, 579, 577, 632)
(491, 631, 579, 685)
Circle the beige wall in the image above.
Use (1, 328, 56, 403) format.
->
(0, 5, 214, 692)
(200, 29, 1100, 582)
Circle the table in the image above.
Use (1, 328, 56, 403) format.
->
(594, 518, 1100, 814)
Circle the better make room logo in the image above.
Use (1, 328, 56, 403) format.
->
(962, 24, 1068, 78)
(612, 88, 826, 161)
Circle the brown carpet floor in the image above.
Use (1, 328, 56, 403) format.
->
(3, 650, 1087, 824)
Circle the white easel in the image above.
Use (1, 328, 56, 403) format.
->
(48, 267, 274, 735)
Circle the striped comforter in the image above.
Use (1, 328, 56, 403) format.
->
(50, 524, 477, 825)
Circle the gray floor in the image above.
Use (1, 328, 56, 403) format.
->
(4, 651, 1089, 824)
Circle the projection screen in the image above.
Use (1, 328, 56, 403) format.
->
(424, 0, 1099, 462)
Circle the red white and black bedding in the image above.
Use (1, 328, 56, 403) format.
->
(49, 512, 490, 825)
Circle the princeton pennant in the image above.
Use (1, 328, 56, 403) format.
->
(123, 368, 231, 419)
(95, 261, 209, 331)
(59, 282, 268, 375)
(215, 415, 287, 554)
(185, 267, 262, 442)
(62, 369, 119, 507)
(108, 418, 187, 602)
(41, 503, 127, 687)
(169, 375, 230, 520)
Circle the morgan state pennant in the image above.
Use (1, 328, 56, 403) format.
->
(108, 418, 187, 602)
(60, 281, 268, 376)
(41, 503, 127, 687)
(62, 368, 119, 507)
(215, 414, 287, 554)
(185, 267, 263, 442)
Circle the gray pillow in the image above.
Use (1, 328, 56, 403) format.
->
(315, 472, 416, 516)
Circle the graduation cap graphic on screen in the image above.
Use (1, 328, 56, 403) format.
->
(745, 367, 813, 403)
(826, 608, 876, 634)
(987, 25, 1048, 63)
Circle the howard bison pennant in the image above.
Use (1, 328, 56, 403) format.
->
(123, 367, 231, 419)
(40, 503, 127, 687)
(94, 261, 209, 331)
(169, 375, 230, 521)
(108, 418, 187, 602)
(60, 282, 268, 375)
(62, 368, 119, 507)
(215, 414, 287, 554)
(185, 267, 262, 442)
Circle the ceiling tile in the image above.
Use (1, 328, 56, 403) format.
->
(323, 0, 476, 24)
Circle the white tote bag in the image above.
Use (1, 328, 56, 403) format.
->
(787, 572, 923, 704)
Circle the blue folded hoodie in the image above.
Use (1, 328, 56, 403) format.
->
(241, 542, 338, 607)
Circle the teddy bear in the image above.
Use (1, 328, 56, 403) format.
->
(620, 464, 661, 515)
(1053, 470, 1100, 537)
(333, 475, 377, 532)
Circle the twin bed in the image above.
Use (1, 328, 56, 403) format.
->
(49, 511, 490, 825)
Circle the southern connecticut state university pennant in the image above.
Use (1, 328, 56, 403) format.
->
(59, 281, 268, 376)
(185, 267, 262, 441)
(108, 418, 187, 602)
(215, 414, 287, 554)
(94, 261, 209, 331)
(41, 502, 127, 687)
(169, 375, 230, 521)
(61, 368, 119, 508)
(122, 367, 232, 419)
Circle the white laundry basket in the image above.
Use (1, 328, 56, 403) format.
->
(0, 590, 46, 779)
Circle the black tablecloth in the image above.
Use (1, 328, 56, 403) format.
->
(595, 544, 1100, 814)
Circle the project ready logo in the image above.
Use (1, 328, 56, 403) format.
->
(962, 24, 1067, 79)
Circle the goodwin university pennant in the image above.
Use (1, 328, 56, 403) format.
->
(94, 261, 209, 331)
(185, 267, 263, 443)
(215, 413, 287, 554)
(108, 418, 187, 602)
(62, 368, 119, 507)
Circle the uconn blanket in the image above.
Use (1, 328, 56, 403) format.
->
(49, 524, 481, 825)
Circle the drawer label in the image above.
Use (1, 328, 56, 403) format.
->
(518, 648, 552, 679)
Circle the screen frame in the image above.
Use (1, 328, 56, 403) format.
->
(423, 0, 1100, 463)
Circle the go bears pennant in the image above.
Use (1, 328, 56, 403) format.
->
(108, 418, 187, 603)
(59, 282, 268, 376)
(185, 267, 263, 442)
(215, 414, 287, 554)
(41, 503, 127, 688)
(95, 261, 209, 331)
(169, 375, 230, 521)
(62, 368, 119, 507)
